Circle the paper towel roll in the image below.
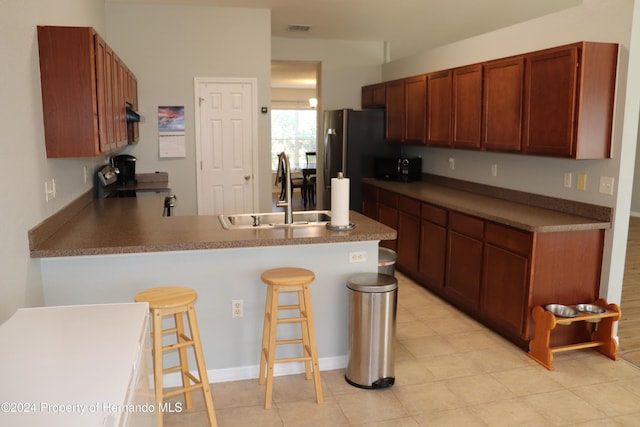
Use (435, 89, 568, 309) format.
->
(331, 173, 350, 226)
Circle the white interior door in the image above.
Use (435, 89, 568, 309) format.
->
(195, 78, 258, 215)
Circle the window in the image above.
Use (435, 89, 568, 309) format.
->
(271, 109, 317, 171)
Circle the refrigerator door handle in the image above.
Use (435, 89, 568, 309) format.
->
(324, 131, 333, 190)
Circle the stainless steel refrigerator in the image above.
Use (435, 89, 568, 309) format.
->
(322, 109, 400, 211)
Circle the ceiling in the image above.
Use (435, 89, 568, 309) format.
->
(110, 0, 582, 87)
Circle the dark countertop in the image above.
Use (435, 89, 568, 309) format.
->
(29, 175, 611, 258)
(28, 196, 397, 258)
(363, 177, 611, 232)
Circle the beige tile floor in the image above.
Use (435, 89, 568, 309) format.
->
(165, 272, 640, 427)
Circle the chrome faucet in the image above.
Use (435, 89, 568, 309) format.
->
(276, 152, 293, 224)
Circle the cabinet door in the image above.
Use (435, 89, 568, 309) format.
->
(113, 55, 127, 148)
(446, 231, 483, 310)
(419, 219, 447, 291)
(426, 70, 452, 146)
(404, 75, 427, 144)
(397, 196, 421, 275)
(361, 184, 378, 220)
(378, 204, 398, 251)
(361, 83, 385, 108)
(483, 57, 524, 152)
(452, 65, 482, 149)
(104, 43, 116, 151)
(372, 84, 386, 107)
(482, 244, 529, 337)
(523, 45, 578, 157)
(385, 79, 405, 142)
(361, 85, 373, 108)
(446, 212, 484, 310)
(94, 35, 112, 153)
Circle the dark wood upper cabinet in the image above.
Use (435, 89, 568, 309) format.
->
(385, 79, 405, 142)
(404, 75, 427, 144)
(483, 57, 524, 152)
(361, 83, 386, 109)
(363, 41, 617, 159)
(427, 70, 452, 146)
(37, 26, 138, 158)
(523, 42, 617, 158)
(452, 64, 483, 149)
(95, 34, 114, 154)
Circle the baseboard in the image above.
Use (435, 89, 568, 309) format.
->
(630, 211, 640, 218)
(162, 355, 347, 387)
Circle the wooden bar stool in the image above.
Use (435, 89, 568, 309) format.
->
(134, 286, 217, 427)
(259, 267, 323, 409)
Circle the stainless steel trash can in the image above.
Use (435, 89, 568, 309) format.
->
(378, 247, 398, 276)
(345, 272, 397, 389)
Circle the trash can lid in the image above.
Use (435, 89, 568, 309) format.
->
(347, 273, 398, 293)
(378, 247, 398, 267)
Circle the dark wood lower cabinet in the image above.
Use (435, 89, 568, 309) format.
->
(446, 230, 483, 311)
(396, 195, 421, 275)
(378, 203, 398, 252)
(419, 219, 447, 290)
(397, 211, 420, 274)
(361, 184, 605, 349)
(482, 244, 529, 338)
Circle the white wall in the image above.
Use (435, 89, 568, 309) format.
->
(381, 0, 640, 310)
(0, 0, 107, 323)
(105, 3, 272, 214)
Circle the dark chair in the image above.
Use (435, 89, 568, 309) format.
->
(304, 152, 317, 207)
(276, 158, 306, 205)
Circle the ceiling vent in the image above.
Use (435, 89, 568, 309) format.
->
(288, 24, 311, 32)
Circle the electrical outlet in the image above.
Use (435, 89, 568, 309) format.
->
(44, 181, 50, 202)
(448, 157, 455, 170)
(44, 180, 55, 202)
(349, 251, 366, 263)
(491, 164, 498, 177)
(599, 176, 615, 195)
(232, 299, 243, 318)
(577, 173, 587, 191)
(564, 173, 572, 188)
(83, 166, 88, 183)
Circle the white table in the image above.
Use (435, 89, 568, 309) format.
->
(0, 303, 154, 426)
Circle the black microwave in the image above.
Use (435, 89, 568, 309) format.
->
(374, 157, 422, 182)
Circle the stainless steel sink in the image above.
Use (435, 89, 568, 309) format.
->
(218, 210, 331, 229)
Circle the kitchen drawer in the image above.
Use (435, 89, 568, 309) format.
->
(398, 195, 421, 216)
(485, 222, 532, 255)
(449, 211, 484, 238)
(421, 202, 448, 226)
(378, 189, 398, 207)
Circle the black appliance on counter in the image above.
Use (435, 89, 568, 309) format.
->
(374, 157, 422, 182)
(113, 154, 137, 185)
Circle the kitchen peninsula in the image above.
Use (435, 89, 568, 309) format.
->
(28, 192, 396, 383)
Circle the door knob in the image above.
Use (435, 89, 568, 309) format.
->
(244, 175, 251, 180)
